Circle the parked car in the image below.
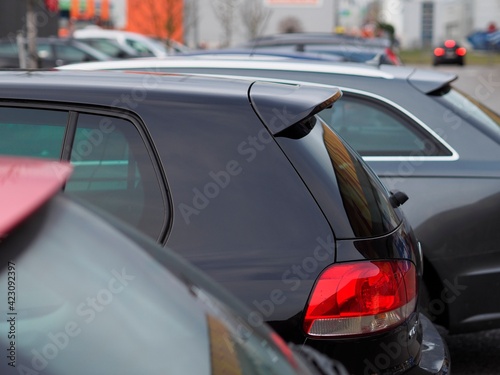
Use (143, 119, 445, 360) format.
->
(238, 32, 402, 65)
(0, 37, 112, 68)
(75, 37, 139, 58)
(0, 70, 449, 375)
(73, 28, 188, 57)
(0, 156, 349, 375)
(433, 39, 467, 66)
(61, 57, 500, 336)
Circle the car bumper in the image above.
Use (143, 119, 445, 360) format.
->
(303, 313, 450, 375)
(407, 315, 450, 375)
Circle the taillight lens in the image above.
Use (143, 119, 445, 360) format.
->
(385, 47, 400, 65)
(303, 260, 417, 337)
(456, 47, 467, 56)
(434, 47, 445, 57)
(444, 39, 456, 48)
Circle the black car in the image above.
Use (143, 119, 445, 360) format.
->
(433, 39, 466, 66)
(65, 57, 500, 337)
(0, 156, 348, 375)
(0, 37, 111, 68)
(0, 70, 449, 375)
(238, 32, 402, 65)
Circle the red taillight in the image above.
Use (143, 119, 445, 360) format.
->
(456, 47, 467, 56)
(385, 47, 400, 65)
(444, 39, 456, 48)
(303, 260, 417, 337)
(434, 47, 445, 57)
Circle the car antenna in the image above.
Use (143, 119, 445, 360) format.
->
(249, 7, 273, 58)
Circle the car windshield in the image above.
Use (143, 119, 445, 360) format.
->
(435, 86, 500, 142)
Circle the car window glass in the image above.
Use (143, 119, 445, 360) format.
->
(0, 107, 66, 159)
(320, 95, 450, 156)
(37, 43, 53, 59)
(0, 42, 18, 57)
(125, 39, 154, 55)
(54, 44, 87, 62)
(440, 87, 500, 133)
(85, 38, 123, 57)
(321, 122, 400, 236)
(66, 114, 166, 240)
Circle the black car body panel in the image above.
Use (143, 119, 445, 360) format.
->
(0, 71, 449, 374)
(60, 58, 500, 335)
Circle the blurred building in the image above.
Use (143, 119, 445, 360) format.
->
(184, 0, 374, 48)
(379, 0, 500, 48)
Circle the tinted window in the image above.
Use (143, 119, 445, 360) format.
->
(66, 113, 166, 239)
(322, 122, 400, 237)
(54, 44, 88, 63)
(436, 87, 500, 143)
(0, 42, 18, 57)
(319, 95, 451, 157)
(0, 107, 67, 159)
(275, 117, 400, 238)
(125, 39, 154, 55)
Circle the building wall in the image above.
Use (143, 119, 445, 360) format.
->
(189, 0, 335, 48)
(383, 0, 499, 49)
(472, 0, 500, 31)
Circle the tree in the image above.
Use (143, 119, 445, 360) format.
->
(240, 0, 272, 40)
(210, 0, 240, 47)
(278, 16, 303, 34)
(26, 0, 38, 69)
(184, 0, 200, 47)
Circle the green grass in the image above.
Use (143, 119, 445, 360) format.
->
(399, 49, 500, 66)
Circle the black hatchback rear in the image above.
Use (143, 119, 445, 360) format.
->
(0, 71, 448, 374)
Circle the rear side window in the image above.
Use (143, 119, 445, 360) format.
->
(66, 113, 166, 239)
(319, 95, 451, 157)
(275, 117, 400, 239)
(0, 107, 67, 159)
(322, 123, 399, 237)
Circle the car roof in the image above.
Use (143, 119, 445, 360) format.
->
(0, 70, 341, 125)
(0, 157, 72, 236)
(57, 57, 458, 93)
(244, 32, 392, 47)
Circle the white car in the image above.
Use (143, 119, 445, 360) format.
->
(73, 28, 188, 57)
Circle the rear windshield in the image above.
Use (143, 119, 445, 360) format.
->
(434, 87, 500, 144)
(275, 116, 400, 239)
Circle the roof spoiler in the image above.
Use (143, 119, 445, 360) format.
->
(0, 158, 72, 237)
(408, 68, 458, 94)
(249, 81, 342, 136)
